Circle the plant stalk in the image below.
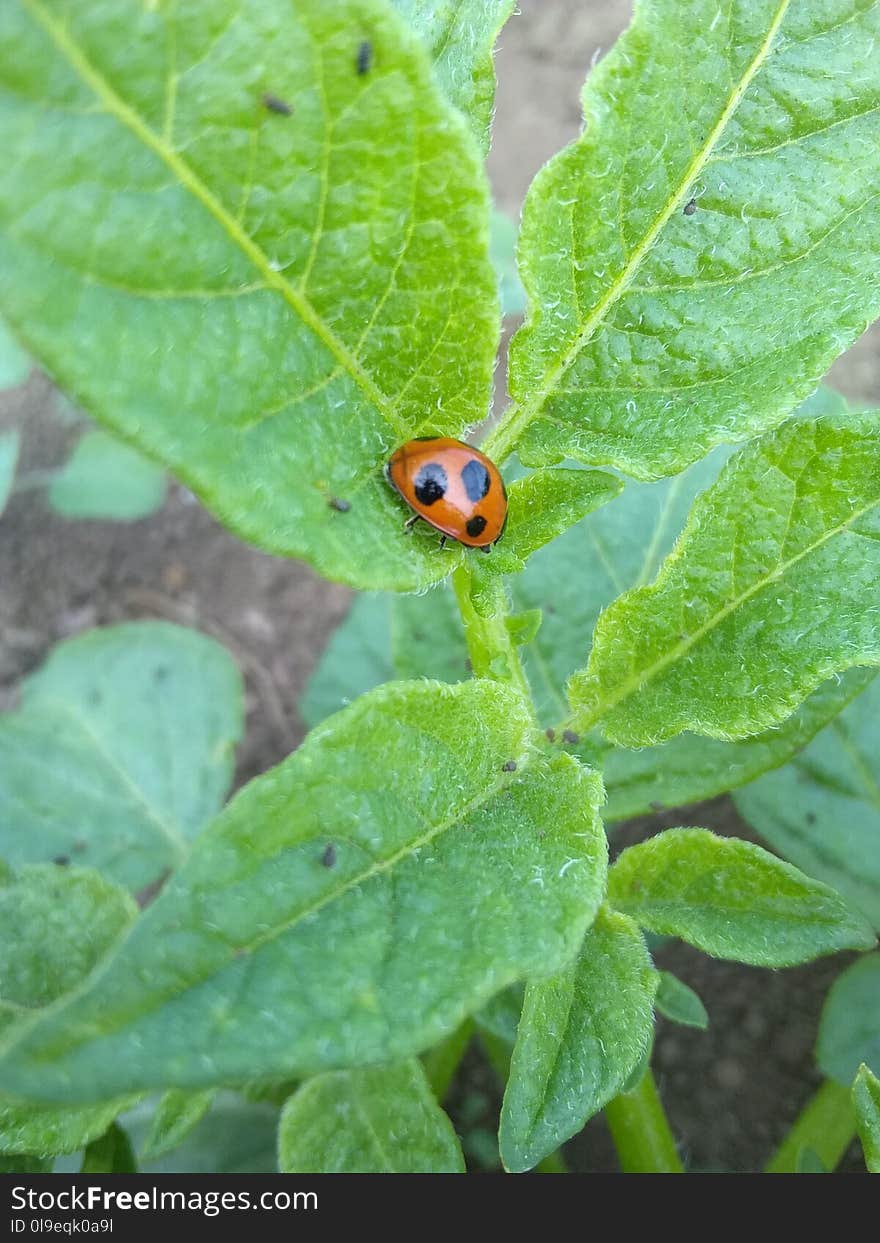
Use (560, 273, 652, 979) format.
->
(451, 564, 533, 709)
(604, 1069, 684, 1173)
(765, 1078, 855, 1173)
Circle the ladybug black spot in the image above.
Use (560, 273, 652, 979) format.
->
(414, 462, 447, 506)
(461, 458, 491, 502)
(466, 514, 487, 539)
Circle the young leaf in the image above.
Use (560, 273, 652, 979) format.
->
(125, 1092, 279, 1174)
(655, 971, 709, 1031)
(278, 1060, 465, 1173)
(735, 678, 880, 928)
(0, 316, 29, 389)
(141, 1089, 215, 1160)
(0, 430, 19, 516)
(302, 432, 870, 815)
(0, 863, 137, 1157)
(300, 589, 471, 724)
(499, 908, 657, 1173)
(80, 1122, 136, 1174)
(0, 681, 606, 1103)
(480, 467, 623, 575)
(0, 0, 497, 593)
(391, 1, 515, 152)
(608, 828, 876, 967)
(487, 0, 880, 475)
(569, 414, 880, 746)
(0, 622, 243, 892)
(853, 1064, 880, 1173)
(48, 430, 166, 520)
(817, 954, 880, 1086)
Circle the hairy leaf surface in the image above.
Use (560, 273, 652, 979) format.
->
(499, 908, 656, 1172)
(0, 681, 606, 1103)
(0, 0, 497, 591)
(570, 415, 880, 746)
(608, 828, 876, 966)
(391, 1, 514, 151)
(488, 0, 880, 475)
(853, 1064, 880, 1173)
(278, 1060, 464, 1172)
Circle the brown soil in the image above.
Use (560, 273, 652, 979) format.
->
(1, 0, 877, 1174)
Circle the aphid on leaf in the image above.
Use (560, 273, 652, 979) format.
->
(357, 40, 373, 75)
(262, 92, 292, 116)
(385, 438, 507, 552)
(328, 496, 351, 513)
(683, 197, 697, 216)
(502, 759, 518, 773)
(321, 843, 337, 869)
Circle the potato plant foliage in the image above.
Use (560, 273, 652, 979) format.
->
(1, 0, 879, 1175)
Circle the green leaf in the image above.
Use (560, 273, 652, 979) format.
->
(0, 0, 497, 593)
(125, 1093, 279, 1173)
(0, 863, 137, 1157)
(506, 609, 542, 649)
(655, 971, 709, 1031)
(391, 2, 515, 152)
(817, 954, 880, 1086)
(0, 621, 243, 892)
(570, 414, 880, 747)
(0, 681, 607, 1103)
(735, 677, 880, 928)
(141, 1089, 215, 1160)
(421, 1019, 472, 1102)
(301, 589, 471, 726)
(608, 828, 876, 967)
(0, 316, 29, 389)
(482, 467, 623, 575)
(80, 1122, 136, 1173)
(302, 432, 869, 815)
(795, 1146, 827, 1174)
(48, 430, 166, 520)
(0, 430, 19, 516)
(603, 671, 877, 822)
(853, 1064, 880, 1173)
(499, 908, 657, 1173)
(486, 0, 880, 476)
(0, 1153, 52, 1172)
(278, 1060, 465, 1172)
(490, 210, 526, 316)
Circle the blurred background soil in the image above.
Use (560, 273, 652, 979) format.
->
(1, 1, 877, 1172)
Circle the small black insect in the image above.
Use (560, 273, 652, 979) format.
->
(502, 759, 517, 773)
(562, 729, 580, 745)
(321, 843, 337, 868)
(262, 92, 292, 116)
(328, 496, 351, 513)
(357, 40, 373, 75)
(545, 727, 556, 742)
(649, 800, 665, 813)
(683, 197, 697, 216)
(52, 854, 70, 867)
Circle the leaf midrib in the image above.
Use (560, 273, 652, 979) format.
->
(21, 0, 407, 440)
(574, 491, 880, 735)
(482, 0, 792, 464)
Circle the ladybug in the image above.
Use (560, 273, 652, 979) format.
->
(385, 437, 507, 551)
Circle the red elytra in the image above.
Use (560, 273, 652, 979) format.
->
(385, 437, 508, 549)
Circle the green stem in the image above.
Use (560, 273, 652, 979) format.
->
(604, 1069, 684, 1173)
(451, 564, 533, 709)
(765, 1078, 855, 1173)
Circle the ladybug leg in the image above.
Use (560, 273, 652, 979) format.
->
(479, 545, 492, 555)
(438, 535, 448, 551)
(403, 514, 420, 533)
